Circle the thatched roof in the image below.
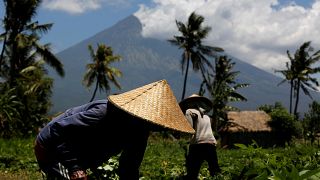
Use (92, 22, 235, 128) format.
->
(220, 111, 272, 133)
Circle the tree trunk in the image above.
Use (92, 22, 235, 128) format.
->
(90, 80, 99, 102)
(294, 80, 301, 119)
(289, 80, 293, 114)
(181, 54, 190, 101)
(0, 34, 7, 72)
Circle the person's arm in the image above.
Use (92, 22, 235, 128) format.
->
(185, 109, 198, 129)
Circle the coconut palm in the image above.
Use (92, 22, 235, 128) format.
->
(201, 56, 248, 129)
(291, 42, 320, 118)
(275, 59, 295, 114)
(0, 0, 64, 86)
(277, 41, 320, 118)
(83, 44, 122, 102)
(168, 11, 223, 100)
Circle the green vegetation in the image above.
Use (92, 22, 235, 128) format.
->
(258, 102, 303, 145)
(168, 11, 224, 101)
(275, 41, 320, 117)
(0, 138, 41, 179)
(0, 0, 64, 138)
(1, 136, 320, 179)
(1, 2, 320, 180)
(303, 101, 320, 145)
(201, 55, 249, 130)
(83, 44, 122, 102)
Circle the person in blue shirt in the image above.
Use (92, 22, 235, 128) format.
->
(34, 80, 194, 180)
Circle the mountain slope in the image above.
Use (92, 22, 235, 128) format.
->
(49, 15, 319, 114)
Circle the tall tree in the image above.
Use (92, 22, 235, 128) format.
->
(201, 56, 248, 129)
(277, 41, 320, 118)
(0, 0, 64, 86)
(83, 44, 122, 102)
(0, 0, 64, 137)
(168, 11, 223, 100)
(275, 60, 295, 114)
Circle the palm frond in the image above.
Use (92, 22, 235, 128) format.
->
(35, 43, 64, 77)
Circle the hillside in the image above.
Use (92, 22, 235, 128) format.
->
(48, 15, 319, 114)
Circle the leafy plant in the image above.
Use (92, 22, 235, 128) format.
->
(303, 101, 320, 145)
(268, 165, 320, 180)
(1, 137, 320, 179)
(231, 142, 320, 179)
(0, 86, 23, 137)
(83, 44, 122, 102)
(201, 56, 249, 130)
(88, 156, 120, 180)
(259, 102, 303, 145)
(168, 11, 223, 100)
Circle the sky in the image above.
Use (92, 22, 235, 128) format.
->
(0, 0, 319, 74)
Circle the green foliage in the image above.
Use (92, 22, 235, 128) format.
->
(0, 0, 63, 138)
(0, 62, 52, 138)
(232, 142, 320, 180)
(0, 138, 39, 171)
(202, 56, 249, 129)
(1, 137, 320, 179)
(168, 11, 223, 100)
(258, 102, 303, 144)
(140, 138, 187, 179)
(88, 156, 120, 180)
(0, 86, 23, 138)
(268, 165, 320, 180)
(303, 101, 320, 144)
(276, 41, 320, 117)
(83, 43, 122, 102)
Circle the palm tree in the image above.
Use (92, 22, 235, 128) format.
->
(0, 0, 64, 137)
(0, 0, 64, 86)
(292, 42, 320, 118)
(168, 11, 223, 100)
(201, 56, 248, 129)
(277, 41, 320, 118)
(83, 44, 122, 102)
(275, 60, 295, 114)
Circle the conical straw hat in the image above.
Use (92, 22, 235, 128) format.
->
(180, 94, 213, 112)
(108, 80, 195, 134)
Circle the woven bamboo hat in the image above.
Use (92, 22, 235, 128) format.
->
(108, 79, 195, 134)
(179, 94, 213, 112)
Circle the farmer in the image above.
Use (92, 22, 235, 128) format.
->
(34, 80, 194, 180)
(180, 94, 221, 179)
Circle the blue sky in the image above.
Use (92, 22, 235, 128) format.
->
(0, 0, 318, 73)
(1, 0, 153, 52)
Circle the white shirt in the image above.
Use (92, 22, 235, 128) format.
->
(185, 108, 217, 145)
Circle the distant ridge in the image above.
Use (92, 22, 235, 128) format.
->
(49, 15, 319, 114)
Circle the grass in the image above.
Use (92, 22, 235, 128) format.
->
(0, 138, 41, 179)
(0, 135, 320, 179)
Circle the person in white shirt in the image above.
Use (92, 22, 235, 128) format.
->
(180, 94, 221, 179)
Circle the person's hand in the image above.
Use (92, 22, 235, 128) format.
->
(70, 170, 87, 180)
(190, 112, 198, 121)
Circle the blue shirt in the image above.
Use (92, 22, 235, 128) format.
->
(37, 99, 149, 179)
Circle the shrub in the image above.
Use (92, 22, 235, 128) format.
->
(258, 102, 303, 145)
(0, 73, 52, 138)
(303, 101, 320, 145)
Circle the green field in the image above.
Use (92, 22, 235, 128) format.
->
(1, 135, 320, 180)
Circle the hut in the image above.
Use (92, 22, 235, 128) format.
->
(219, 111, 281, 148)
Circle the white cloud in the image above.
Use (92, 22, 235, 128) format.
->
(134, 0, 320, 73)
(42, 0, 132, 14)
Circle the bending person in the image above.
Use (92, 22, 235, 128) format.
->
(34, 80, 194, 180)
